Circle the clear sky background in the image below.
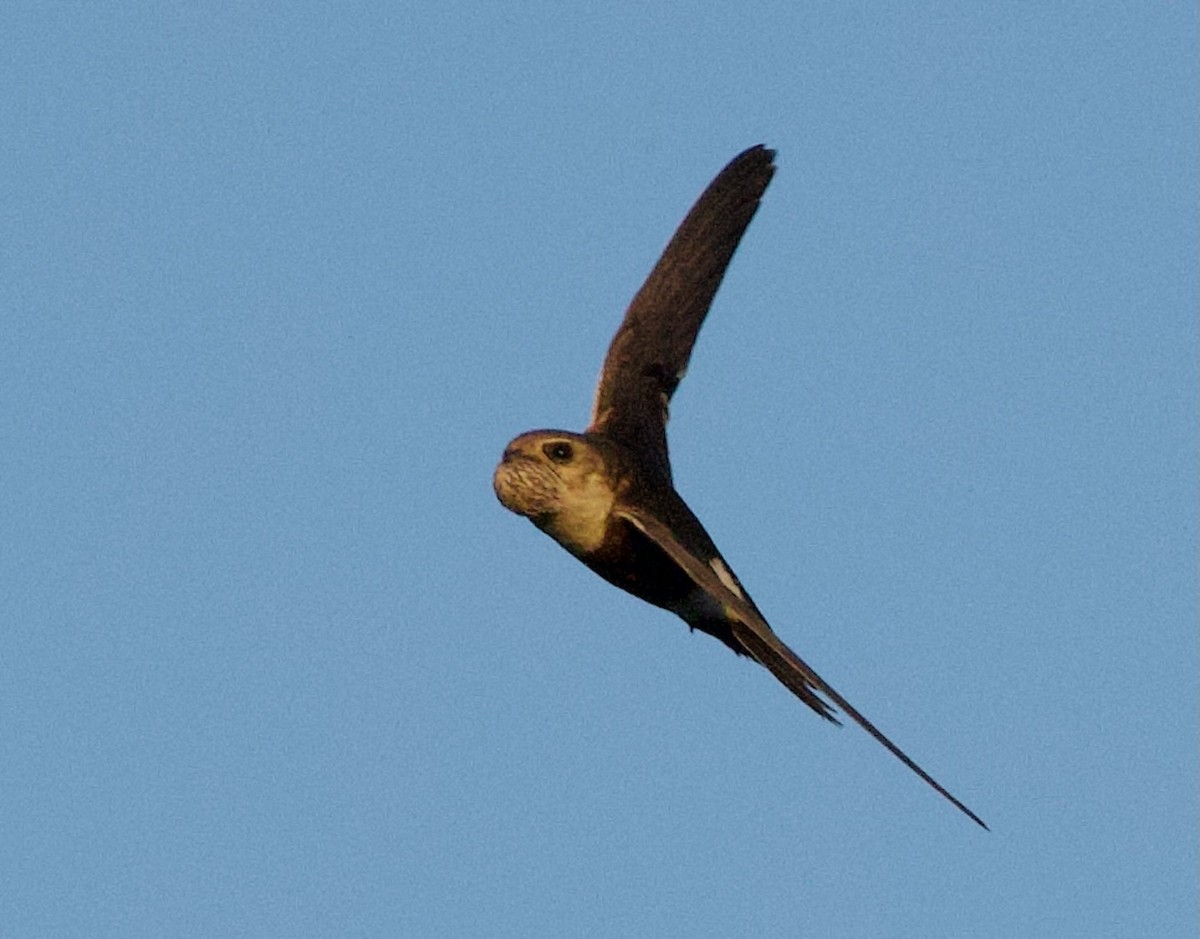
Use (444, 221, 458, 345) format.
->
(2, 5, 1195, 937)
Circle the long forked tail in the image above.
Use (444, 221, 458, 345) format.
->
(731, 621, 989, 830)
(615, 505, 988, 829)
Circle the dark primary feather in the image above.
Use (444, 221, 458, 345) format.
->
(588, 145, 776, 481)
(616, 505, 989, 830)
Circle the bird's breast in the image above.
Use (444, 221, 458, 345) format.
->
(582, 515, 699, 614)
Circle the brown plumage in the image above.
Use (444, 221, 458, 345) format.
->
(494, 146, 987, 829)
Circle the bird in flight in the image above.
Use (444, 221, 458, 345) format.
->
(493, 145, 986, 829)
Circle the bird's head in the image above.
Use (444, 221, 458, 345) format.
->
(493, 430, 616, 555)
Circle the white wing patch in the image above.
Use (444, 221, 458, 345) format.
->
(709, 557, 745, 600)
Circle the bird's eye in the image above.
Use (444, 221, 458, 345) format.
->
(543, 441, 574, 463)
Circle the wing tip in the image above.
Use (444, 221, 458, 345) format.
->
(736, 142, 776, 162)
(730, 144, 777, 177)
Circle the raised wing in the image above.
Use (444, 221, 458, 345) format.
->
(616, 505, 989, 830)
(588, 146, 776, 481)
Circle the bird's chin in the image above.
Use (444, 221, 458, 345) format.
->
(493, 457, 560, 519)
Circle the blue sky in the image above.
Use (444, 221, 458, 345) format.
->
(2, 4, 1195, 937)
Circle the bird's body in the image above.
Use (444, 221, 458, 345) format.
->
(493, 146, 986, 829)
(496, 429, 748, 656)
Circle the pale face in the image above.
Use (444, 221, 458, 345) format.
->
(493, 431, 615, 555)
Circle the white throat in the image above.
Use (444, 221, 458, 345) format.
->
(543, 471, 614, 555)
